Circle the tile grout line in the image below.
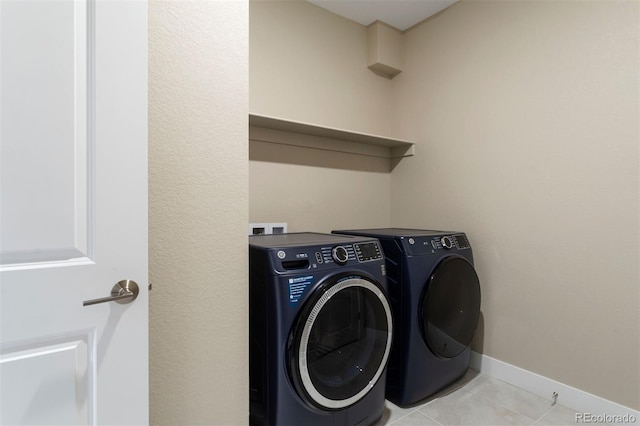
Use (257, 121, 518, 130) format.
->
(530, 404, 556, 426)
(461, 382, 553, 424)
(385, 406, 418, 425)
(386, 406, 446, 426)
(385, 397, 445, 426)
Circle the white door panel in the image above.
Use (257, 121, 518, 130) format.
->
(1, 335, 90, 425)
(0, 0, 148, 424)
(1, 0, 90, 265)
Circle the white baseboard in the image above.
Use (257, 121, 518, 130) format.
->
(470, 351, 640, 418)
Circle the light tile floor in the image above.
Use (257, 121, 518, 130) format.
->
(377, 370, 582, 426)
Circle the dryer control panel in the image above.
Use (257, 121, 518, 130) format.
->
(432, 234, 470, 250)
(403, 233, 470, 255)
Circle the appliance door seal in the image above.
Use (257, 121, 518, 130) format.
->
(289, 276, 393, 410)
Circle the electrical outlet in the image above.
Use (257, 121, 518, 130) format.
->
(249, 223, 269, 235)
(269, 223, 287, 234)
(249, 222, 288, 235)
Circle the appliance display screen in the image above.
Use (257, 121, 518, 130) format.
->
(355, 243, 381, 261)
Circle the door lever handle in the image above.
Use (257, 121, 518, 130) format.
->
(83, 280, 139, 306)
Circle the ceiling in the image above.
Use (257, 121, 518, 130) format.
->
(306, 0, 459, 31)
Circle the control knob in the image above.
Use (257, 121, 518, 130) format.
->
(332, 246, 349, 265)
(440, 236, 453, 250)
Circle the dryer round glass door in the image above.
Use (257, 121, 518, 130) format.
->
(288, 276, 393, 410)
(420, 256, 481, 358)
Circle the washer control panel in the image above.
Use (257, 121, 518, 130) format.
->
(260, 234, 385, 273)
(317, 241, 382, 265)
(353, 242, 383, 262)
(319, 245, 354, 265)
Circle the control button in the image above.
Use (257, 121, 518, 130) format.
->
(440, 236, 453, 249)
(454, 234, 470, 249)
(332, 246, 349, 265)
(315, 252, 323, 264)
(277, 250, 286, 259)
(408, 238, 415, 245)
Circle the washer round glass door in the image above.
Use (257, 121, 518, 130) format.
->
(421, 256, 481, 359)
(289, 276, 393, 410)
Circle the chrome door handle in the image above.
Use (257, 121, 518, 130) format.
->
(83, 280, 140, 306)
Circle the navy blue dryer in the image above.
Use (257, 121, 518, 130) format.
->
(249, 233, 393, 425)
(332, 229, 481, 406)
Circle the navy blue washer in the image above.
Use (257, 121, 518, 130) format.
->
(249, 233, 393, 425)
(332, 228, 481, 406)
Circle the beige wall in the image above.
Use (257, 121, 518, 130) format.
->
(147, 0, 640, 419)
(149, 1, 248, 424)
(250, 0, 639, 411)
(250, 0, 392, 135)
(250, 143, 391, 233)
(250, 0, 393, 232)
(390, 1, 639, 409)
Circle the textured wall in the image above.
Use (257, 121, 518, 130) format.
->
(250, 0, 392, 136)
(390, 0, 639, 409)
(250, 145, 391, 233)
(249, 0, 393, 233)
(149, 1, 248, 424)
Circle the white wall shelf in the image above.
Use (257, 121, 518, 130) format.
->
(249, 113, 415, 159)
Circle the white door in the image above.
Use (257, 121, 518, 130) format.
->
(0, 0, 148, 424)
